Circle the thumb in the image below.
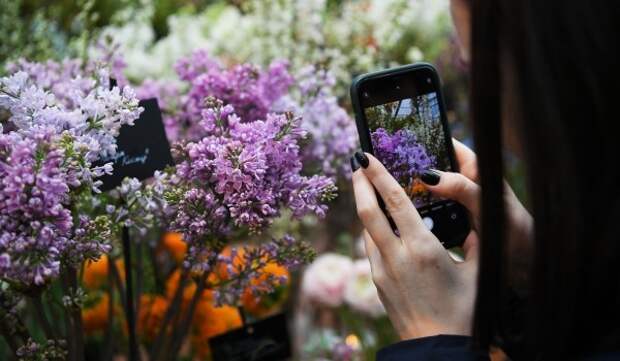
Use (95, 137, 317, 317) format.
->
(461, 231, 480, 263)
(420, 169, 480, 220)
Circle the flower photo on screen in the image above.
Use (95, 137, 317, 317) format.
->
(365, 92, 450, 207)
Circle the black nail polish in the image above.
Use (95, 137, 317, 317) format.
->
(350, 156, 361, 172)
(420, 169, 440, 185)
(354, 151, 369, 168)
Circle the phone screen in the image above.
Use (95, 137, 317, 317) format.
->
(356, 65, 469, 247)
(364, 92, 449, 208)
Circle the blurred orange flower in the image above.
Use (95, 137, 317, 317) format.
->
(191, 301, 243, 359)
(83, 255, 125, 289)
(241, 263, 290, 317)
(159, 232, 188, 263)
(82, 294, 113, 335)
(211, 246, 247, 282)
(137, 295, 169, 342)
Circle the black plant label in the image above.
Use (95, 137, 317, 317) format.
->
(209, 313, 292, 361)
(95, 98, 174, 191)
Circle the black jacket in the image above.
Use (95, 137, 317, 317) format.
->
(377, 335, 620, 361)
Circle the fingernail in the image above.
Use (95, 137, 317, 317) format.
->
(350, 156, 361, 172)
(354, 151, 369, 168)
(420, 169, 440, 185)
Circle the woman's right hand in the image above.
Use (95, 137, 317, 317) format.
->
(423, 139, 533, 285)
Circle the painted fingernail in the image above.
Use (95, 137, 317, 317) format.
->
(354, 151, 369, 168)
(350, 156, 361, 172)
(420, 169, 440, 185)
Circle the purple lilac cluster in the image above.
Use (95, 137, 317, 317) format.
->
(0, 58, 142, 287)
(1, 60, 142, 163)
(148, 51, 355, 182)
(291, 66, 358, 178)
(0, 132, 72, 286)
(371, 128, 435, 184)
(159, 97, 335, 275)
(173, 50, 293, 141)
(211, 235, 315, 305)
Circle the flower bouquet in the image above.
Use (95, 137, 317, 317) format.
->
(0, 51, 336, 359)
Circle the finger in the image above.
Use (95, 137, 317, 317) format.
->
(352, 168, 401, 255)
(363, 229, 383, 272)
(452, 138, 478, 182)
(358, 153, 427, 239)
(461, 231, 480, 264)
(421, 170, 480, 220)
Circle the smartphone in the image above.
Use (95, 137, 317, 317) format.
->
(350, 63, 469, 248)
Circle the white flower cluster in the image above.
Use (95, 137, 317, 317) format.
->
(97, 0, 451, 98)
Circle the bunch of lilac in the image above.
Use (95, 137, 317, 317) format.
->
(146, 50, 357, 180)
(0, 58, 143, 288)
(156, 97, 335, 302)
(371, 127, 435, 184)
(2, 59, 141, 163)
(288, 65, 358, 178)
(172, 50, 293, 141)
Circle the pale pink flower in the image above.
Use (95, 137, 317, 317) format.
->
(344, 259, 386, 317)
(302, 253, 353, 307)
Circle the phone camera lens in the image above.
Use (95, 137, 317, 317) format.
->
(426, 78, 432, 84)
(363, 92, 369, 98)
(395, 85, 401, 90)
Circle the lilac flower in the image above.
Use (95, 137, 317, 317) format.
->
(2, 58, 143, 162)
(0, 57, 143, 288)
(291, 66, 358, 178)
(158, 98, 334, 276)
(171, 50, 293, 140)
(371, 127, 435, 184)
(0, 132, 72, 286)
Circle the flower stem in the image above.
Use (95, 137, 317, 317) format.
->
(148, 268, 189, 360)
(121, 226, 140, 361)
(0, 324, 20, 355)
(30, 293, 56, 340)
(60, 266, 84, 361)
(68, 267, 85, 361)
(148, 241, 165, 293)
(109, 258, 127, 306)
(165, 272, 208, 359)
(135, 239, 144, 332)
(101, 269, 116, 361)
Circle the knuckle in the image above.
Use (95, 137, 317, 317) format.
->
(357, 204, 379, 222)
(411, 241, 441, 268)
(450, 175, 476, 200)
(451, 176, 469, 194)
(383, 187, 408, 211)
(371, 269, 386, 286)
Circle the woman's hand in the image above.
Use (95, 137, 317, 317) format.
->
(424, 140, 533, 286)
(350, 139, 533, 340)
(351, 150, 479, 340)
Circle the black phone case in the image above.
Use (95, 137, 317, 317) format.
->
(350, 63, 469, 248)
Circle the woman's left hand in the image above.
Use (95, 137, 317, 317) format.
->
(351, 152, 479, 340)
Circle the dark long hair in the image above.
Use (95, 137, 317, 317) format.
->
(471, 0, 620, 358)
